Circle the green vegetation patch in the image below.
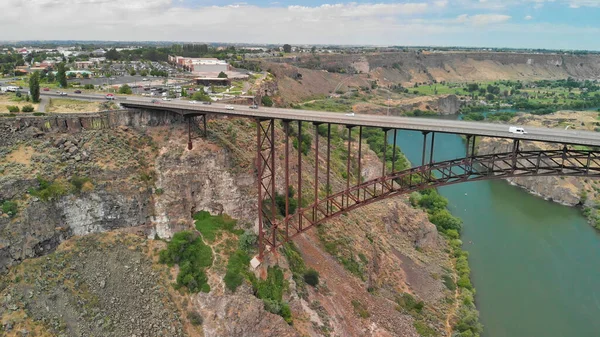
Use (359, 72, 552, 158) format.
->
(413, 320, 437, 337)
(194, 210, 242, 242)
(223, 249, 251, 292)
(351, 299, 370, 318)
(158, 231, 213, 293)
(1, 200, 18, 217)
(250, 266, 292, 324)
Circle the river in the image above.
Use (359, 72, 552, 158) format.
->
(392, 127, 600, 337)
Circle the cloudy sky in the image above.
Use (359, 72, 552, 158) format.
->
(3, 0, 600, 50)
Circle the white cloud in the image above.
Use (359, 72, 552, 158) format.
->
(455, 13, 512, 25)
(0, 0, 595, 49)
(525, 15, 533, 19)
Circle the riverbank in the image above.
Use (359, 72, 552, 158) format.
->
(394, 128, 600, 337)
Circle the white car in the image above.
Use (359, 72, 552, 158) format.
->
(162, 97, 172, 101)
(345, 112, 355, 116)
(225, 105, 234, 110)
(189, 100, 198, 104)
(508, 126, 527, 134)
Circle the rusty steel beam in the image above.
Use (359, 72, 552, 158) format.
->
(326, 124, 331, 215)
(270, 119, 276, 249)
(265, 148, 600, 252)
(346, 126, 353, 208)
(314, 123, 320, 223)
(284, 121, 290, 240)
(256, 119, 265, 258)
(298, 121, 303, 231)
(187, 117, 192, 150)
(421, 132, 429, 167)
(357, 126, 363, 201)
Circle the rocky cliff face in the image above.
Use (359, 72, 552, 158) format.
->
(1, 110, 459, 336)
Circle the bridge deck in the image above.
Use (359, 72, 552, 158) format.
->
(121, 100, 600, 147)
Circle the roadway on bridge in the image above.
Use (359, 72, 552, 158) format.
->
(40, 92, 600, 147)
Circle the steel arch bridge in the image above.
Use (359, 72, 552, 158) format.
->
(120, 102, 600, 259)
(255, 120, 600, 258)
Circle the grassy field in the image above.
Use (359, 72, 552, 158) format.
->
(294, 98, 355, 112)
(0, 93, 38, 113)
(46, 98, 101, 113)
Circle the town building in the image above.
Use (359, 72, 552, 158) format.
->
(168, 55, 230, 74)
(74, 61, 94, 69)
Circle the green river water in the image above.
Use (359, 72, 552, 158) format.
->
(393, 128, 600, 337)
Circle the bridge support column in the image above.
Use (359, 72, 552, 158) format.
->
(284, 121, 290, 240)
(326, 124, 331, 215)
(346, 126, 353, 208)
(382, 128, 389, 193)
(298, 121, 303, 232)
(256, 118, 277, 259)
(357, 126, 363, 201)
(313, 123, 321, 223)
(187, 117, 192, 150)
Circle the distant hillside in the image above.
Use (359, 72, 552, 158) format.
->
(261, 51, 600, 106)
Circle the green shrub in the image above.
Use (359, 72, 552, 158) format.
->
(1, 200, 18, 217)
(395, 293, 424, 315)
(194, 210, 241, 242)
(429, 209, 463, 232)
(303, 268, 320, 287)
(70, 176, 91, 193)
(261, 96, 273, 107)
(7, 105, 19, 113)
(28, 176, 71, 201)
(442, 274, 456, 291)
(351, 299, 370, 318)
(158, 231, 213, 293)
(21, 104, 34, 112)
(223, 249, 251, 292)
(33, 112, 45, 116)
(251, 266, 292, 323)
(238, 230, 258, 253)
(187, 311, 203, 326)
(413, 320, 436, 337)
(274, 186, 298, 216)
(154, 188, 164, 195)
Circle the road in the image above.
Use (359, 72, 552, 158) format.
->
(39, 92, 600, 147)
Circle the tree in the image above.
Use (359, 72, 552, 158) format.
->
(106, 48, 120, 61)
(129, 69, 136, 76)
(57, 63, 68, 88)
(29, 71, 40, 103)
(118, 84, 132, 94)
(261, 96, 273, 107)
(304, 269, 320, 287)
(283, 44, 292, 53)
(81, 72, 90, 79)
(311, 46, 316, 54)
(217, 71, 228, 78)
(15, 58, 25, 66)
(192, 91, 210, 102)
(140, 70, 148, 77)
(181, 87, 187, 97)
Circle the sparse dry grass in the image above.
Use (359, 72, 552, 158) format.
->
(5, 146, 34, 166)
(0, 94, 38, 114)
(46, 98, 101, 113)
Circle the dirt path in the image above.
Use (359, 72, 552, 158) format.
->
(295, 232, 418, 337)
(37, 96, 48, 112)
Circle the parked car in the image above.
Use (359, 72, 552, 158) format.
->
(202, 101, 211, 105)
(151, 99, 160, 104)
(225, 105, 234, 110)
(74, 90, 82, 94)
(345, 112, 355, 116)
(105, 94, 115, 100)
(250, 105, 259, 109)
(188, 100, 198, 104)
(43, 87, 49, 91)
(59, 92, 67, 96)
(162, 97, 172, 101)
